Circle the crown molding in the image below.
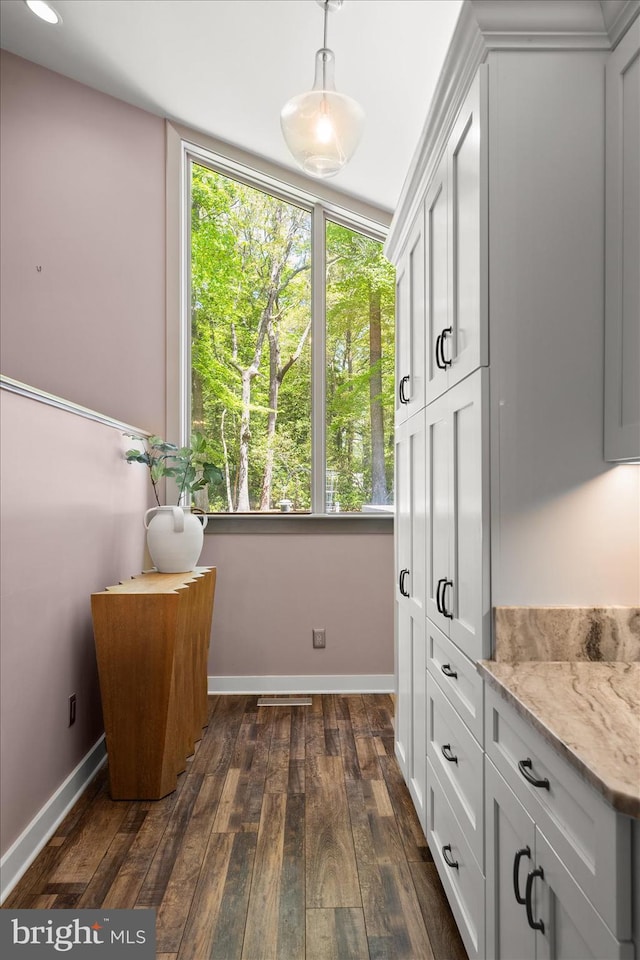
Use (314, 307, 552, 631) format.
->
(385, 0, 631, 262)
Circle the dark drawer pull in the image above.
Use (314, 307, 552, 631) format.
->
(399, 569, 410, 598)
(442, 844, 459, 870)
(441, 663, 458, 680)
(440, 326, 453, 368)
(441, 743, 458, 764)
(525, 867, 545, 932)
(518, 758, 550, 790)
(435, 333, 445, 370)
(399, 375, 410, 404)
(435, 577, 446, 614)
(441, 578, 454, 619)
(513, 846, 531, 905)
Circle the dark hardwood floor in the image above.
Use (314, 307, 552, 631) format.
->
(3, 694, 467, 960)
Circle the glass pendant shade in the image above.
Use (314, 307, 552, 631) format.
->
(281, 48, 364, 179)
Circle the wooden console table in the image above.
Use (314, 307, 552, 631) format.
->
(91, 567, 216, 800)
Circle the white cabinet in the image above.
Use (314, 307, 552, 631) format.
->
(605, 18, 640, 462)
(425, 368, 490, 661)
(427, 758, 485, 960)
(425, 70, 488, 406)
(395, 207, 425, 426)
(394, 409, 426, 826)
(486, 759, 634, 960)
(396, 605, 426, 829)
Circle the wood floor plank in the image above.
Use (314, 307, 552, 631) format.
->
(409, 861, 468, 960)
(354, 735, 383, 779)
(48, 792, 132, 885)
(277, 794, 305, 960)
(379, 861, 436, 960)
(305, 755, 360, 909)
(242, 792, 287, 959)
(175, 832, 236, 960)
(344, 779, 393, 941)
(76, 805, 149, 908)
(135, 771, 205, 907)
(208, 831, 257, 960)
(341, 696, 370, 737)
(378, 755, 430, 862)
(155, 773, 225, 952)
(305, 908, 369, 960)
(102, 793, 180, 908)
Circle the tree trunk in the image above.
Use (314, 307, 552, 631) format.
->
(259, 322, 280, 510)
(236, 369, 254, 511)
(369, 286, 388, 504)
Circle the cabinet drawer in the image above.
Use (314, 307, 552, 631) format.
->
(427, 618, 484, 743)
(427, 676, 484, 869)
(485, 685, 632, 939)
(427, 758, 485, 960)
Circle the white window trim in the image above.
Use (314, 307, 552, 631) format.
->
(165, 120, 393, 517)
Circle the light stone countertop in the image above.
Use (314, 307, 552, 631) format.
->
(478, 661, 640, 818)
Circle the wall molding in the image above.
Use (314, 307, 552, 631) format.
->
(208, 675, 395, 695)
(0, 375, 150, 437)
(0, 736, 107, 905)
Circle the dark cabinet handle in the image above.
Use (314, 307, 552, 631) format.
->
(441, 743, 458, 764)
(518, 758, 550, 790)
(513, 846, 531, 905)
(442, 579, 454, 619)
(398, 375, 410, 404)
(436, 327, 453, 370)
(399, 569, 410, 598)
(525, 867, 545, 932)
(442, 844, 459, 869)
(436, 577, 447, 613)
(441, 663, 458, 680)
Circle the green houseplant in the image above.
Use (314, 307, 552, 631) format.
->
(125, 433, 223, 572)
(125, 432, 222, 508)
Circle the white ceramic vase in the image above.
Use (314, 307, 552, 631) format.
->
(144, 506, 208, 573)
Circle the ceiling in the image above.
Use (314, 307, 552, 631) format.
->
(0, 0, 463, 212)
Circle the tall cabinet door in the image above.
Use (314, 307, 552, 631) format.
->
(425, 392, 451, 635)
(447, 68, 488, 387)
(395, 410, 426, 613)
(426, 370, 489, 659)
(604, 18, 640, 461)
(395, 210, 426, 426)
(395, 409, 426, 811)
(425, 157, 450, 404)
(485, 760, 537, 960)
(448, 369, 490, 661)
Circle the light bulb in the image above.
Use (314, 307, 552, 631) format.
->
(315, 108, 335, 145)
(25, 0, 62, 24)
(281, 48, 364, 179)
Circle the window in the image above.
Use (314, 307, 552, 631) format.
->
(186, 153, 395, 515)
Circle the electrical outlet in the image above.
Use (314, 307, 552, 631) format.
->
(312, 628, 326, 649)
(68, 694, 76, 727)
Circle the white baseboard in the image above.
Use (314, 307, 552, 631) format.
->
(208, 674, 394, 694)
(0, 735, 107, 905)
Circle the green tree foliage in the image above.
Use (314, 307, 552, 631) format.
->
(190, 163, 395, 513)
(325, 221, 395, 510)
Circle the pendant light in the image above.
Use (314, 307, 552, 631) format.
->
(280, 0, 364, 179)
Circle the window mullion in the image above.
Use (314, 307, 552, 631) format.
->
(311, 204, 326, 515)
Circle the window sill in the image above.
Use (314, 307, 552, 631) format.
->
(203, 513, 394, 534)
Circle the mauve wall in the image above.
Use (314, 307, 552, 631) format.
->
(0, 53, 394, 871)
(0, 390, 148, 858)
(0, 52, 166, 433)
(202, 532, 393, 681)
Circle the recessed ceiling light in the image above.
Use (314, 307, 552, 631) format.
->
(24, 0, 62, 25)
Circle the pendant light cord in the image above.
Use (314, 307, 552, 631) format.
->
(322, 0, 329, 89)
